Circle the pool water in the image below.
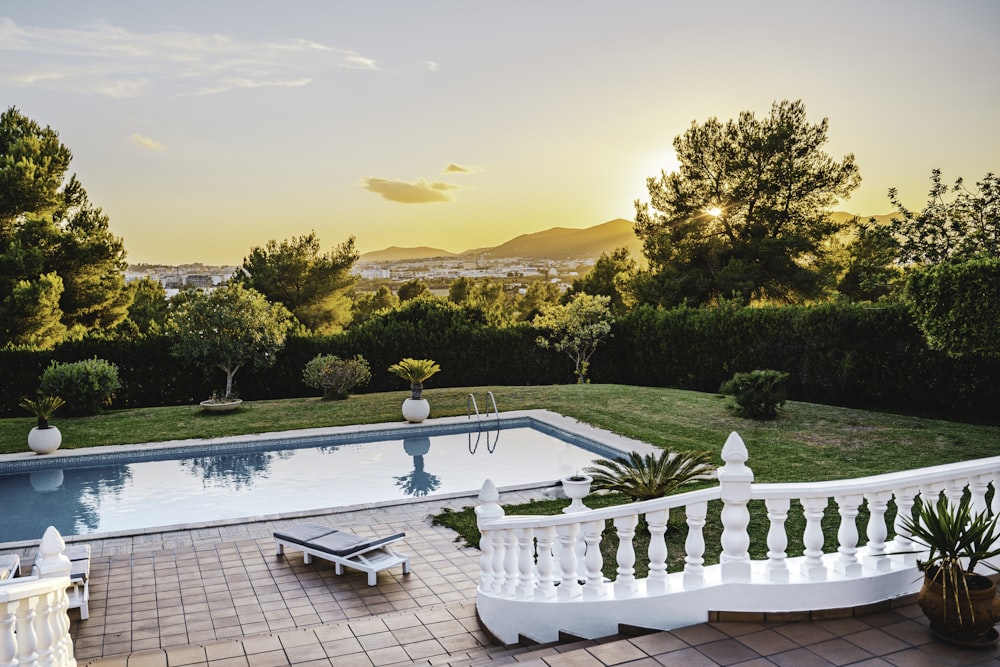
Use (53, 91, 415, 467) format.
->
(0, 425, 607, 542)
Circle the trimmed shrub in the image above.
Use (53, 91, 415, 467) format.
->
(302, 354, 372, 400)
(719, 369, 789, 420)
(40, 357, 121, 416)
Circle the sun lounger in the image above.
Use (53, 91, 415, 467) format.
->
(274, 522, 410, 586)
(0, 554, 19, 581)
(34, 543, 91, 620)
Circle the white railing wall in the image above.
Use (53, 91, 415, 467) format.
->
(0, 527, 78, 667)
(476, 432, 1000, 644)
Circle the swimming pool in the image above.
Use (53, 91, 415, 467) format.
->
(0, 411, 650, 543)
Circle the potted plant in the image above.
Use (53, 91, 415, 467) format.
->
(901, 493, 1000, 645)
(388, 358, 441, 423)
(19, 395, 67, 454)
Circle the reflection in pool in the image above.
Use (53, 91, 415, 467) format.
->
(0, 424, 610, 542)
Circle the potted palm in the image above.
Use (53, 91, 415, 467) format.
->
(388, 358, 441, 423)
(901, 493, 1000, 645)
(19, 395, 67, 454)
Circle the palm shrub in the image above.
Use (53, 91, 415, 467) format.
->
(387, 358, 441, 399)
(719, 369, 789, 420)
(40, 357, 120, 416)
(302, 354, 372, 400)
(586, 449, 714, 501)
(19, 395, 66, 429)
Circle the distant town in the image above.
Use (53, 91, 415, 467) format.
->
(126, 255, 596, 297)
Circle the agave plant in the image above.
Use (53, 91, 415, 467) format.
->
(387, 358, 441, 399)
(585, 449, 714, 501)
(19, 395, 66, 429)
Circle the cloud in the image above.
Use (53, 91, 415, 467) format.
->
(0, 17, 385, 98)
(443, 163, 480, 174)
(423, 60, 439, 72)
(361, 177, 460, 203)
(130, 134, 163, 151)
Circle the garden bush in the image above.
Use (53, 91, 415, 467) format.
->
(719, 369, 789, 420)
(302, 354, 372, 400)
(39, 357, 121, 416)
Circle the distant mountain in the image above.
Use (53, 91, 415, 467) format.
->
(359, 213, 892, 263)
(474, 218, 640, 260)
(360, 246, 458, 262)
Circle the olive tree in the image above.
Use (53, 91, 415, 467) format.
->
(168, 284, 295, 400)
(532, 293, 613, 383)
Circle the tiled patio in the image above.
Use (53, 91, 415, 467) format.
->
(4, 489, 1000, 667)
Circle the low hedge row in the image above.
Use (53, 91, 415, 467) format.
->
(2, 301, 996, 421)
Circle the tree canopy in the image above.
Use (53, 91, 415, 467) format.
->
(634, 100, 860, 307)
(235, 232, 358, 333)
(0, 107, 129, 348)
(167, 283, 295, 399)
(533, 292, 614, 383)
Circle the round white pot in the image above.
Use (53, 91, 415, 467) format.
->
(402, 398, 430, 423)
(28, 426, 62, 455)
(561, 475, 593, 513)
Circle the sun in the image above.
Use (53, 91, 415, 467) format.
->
(707, 206, 723, 217)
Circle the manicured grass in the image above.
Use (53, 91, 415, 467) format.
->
(4, 384, 997, 486)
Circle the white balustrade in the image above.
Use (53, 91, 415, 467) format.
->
(0, 558, 76, 667)
(475, 431, 1000, 645)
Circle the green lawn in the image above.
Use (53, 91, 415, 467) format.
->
(4, 384, 998, 485)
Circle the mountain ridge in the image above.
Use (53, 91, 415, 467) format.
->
(359, 213, 894, 262)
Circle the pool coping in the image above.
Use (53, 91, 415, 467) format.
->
(0, 410, 660, 550)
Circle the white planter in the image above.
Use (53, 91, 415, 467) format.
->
(561, 475, 592, 513)
(200, 399, 243, 413)
(402, 398, 430, 423)
(28, 426, 62, 455)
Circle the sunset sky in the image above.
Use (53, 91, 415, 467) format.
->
(2, 1, 998, 265)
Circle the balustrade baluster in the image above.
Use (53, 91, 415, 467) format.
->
(582, 519, 606, 599)
(834, 494, 862, 576)
(516, 528, 535, 599)
(36, 591, 56, 667)
(992, 477, 1000, 516)
(535, 526, 557, 600)
(970, 474, 991, 515)
(646, 509, 669, 594)
(800, 497, 828, 581)
(614, 515, 638, 597)
(556, 523, 581, 600)
(1, 602, 16, 667)
(945, 479, 965, 509)
(684, 501, 707, 588)
(764, 498, 790, 582)
(479, 529, 495, 592)
(891, 487, 918, 561)
(15, 598, 38, 667)
(864, 492, 891, 571)
(501, 529, 518, 597)
(491, 530, 506, 595)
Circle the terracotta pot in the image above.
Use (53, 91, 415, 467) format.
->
(918, 571, 1000, 643)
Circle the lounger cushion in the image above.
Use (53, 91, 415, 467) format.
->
(308, 531, 405, 557)
(273, 522, 336, 547)
(0, 554, 18, 580)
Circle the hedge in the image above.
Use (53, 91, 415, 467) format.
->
(2, 301, 997, 422)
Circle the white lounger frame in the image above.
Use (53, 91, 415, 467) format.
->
(275, 532, 410, 586)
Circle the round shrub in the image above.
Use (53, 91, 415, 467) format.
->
(302, 354, 372, 400)
(719, 369, 789, 420)
(40, 357, 121, 416)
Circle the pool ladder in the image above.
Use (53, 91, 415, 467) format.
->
(467, 391, 499, 422)
(468, 391, 500, 454)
